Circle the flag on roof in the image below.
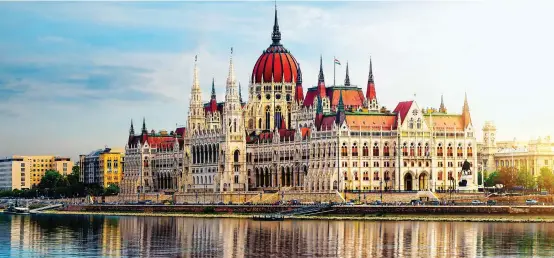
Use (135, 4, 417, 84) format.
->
(334, 58, 341, 65)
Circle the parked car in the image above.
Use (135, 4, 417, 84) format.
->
(217, 202, 224, 205)
(486, 200, 497, 205)
(370, 200, 382, 205)
(471, 200, 482, 205)
(410, 200, 422, 205)
(525, 199, 538, 205)
(426, 200, 440, 206)
(344, 202, 355, 206)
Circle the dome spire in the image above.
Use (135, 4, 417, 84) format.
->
(344, 61, 351, 86)
(271, 1, 281, 45)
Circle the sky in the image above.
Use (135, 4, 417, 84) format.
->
(1, 1, 554, 160)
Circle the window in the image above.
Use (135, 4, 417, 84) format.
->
(416, 118, 421, 129)
(373, 143, 379, 156)
(437, 143, 443, 157)
(402, 143, 408, 156)
(363, 143, 369, 156)
(363, 172, 369, 181)
(341, 143, 348, 157)
(447, 143, 453, 157)
(438, 171, 443, 180)
(417, 143, 422, 156)
(425, 143, 430, 156)
(467, 145, 473, 157)
(457, 143, 463, 157)
(409, 143, 415, 156)
(384, 171, 390, 181)
(438, 161, 444, 167)
(354, 172, 359, 181)
(373, 171, 379, 180)
(384, 143, 390, 157)
(265, 106, 271, 130)
(352, 143, 358, 157)
(373, 162, 379, 167)
(408, 118, 414, 129)
(344, 172, 348, 181)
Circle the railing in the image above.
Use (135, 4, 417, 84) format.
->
(343, 190, 418, 194)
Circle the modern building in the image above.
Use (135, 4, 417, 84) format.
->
(121, 7, 479, 194)
(478, 122, 554, 176)
(0, 155, 73, 190)
(80, 147, 124, 188)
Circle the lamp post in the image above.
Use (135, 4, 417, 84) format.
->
(380, 180, 383, 204)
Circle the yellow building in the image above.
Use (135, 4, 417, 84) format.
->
(0, 155, 73, 190)
(80, 148, 123, 188)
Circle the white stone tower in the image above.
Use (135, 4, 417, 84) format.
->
(221, 48, 247, 192)
(187, 55, 206, 133)
(482, 121, 497, 172)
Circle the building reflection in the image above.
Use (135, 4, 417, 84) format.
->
(6, 215, 554, 257)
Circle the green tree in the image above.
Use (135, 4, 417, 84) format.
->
(38, 170, 65, 189)
(537, 167, 554, 192)
(499, 167, 518, 190)
(484, 171, 500, 187)
(104, 184, 120, 196)
(478, 172, 483, 185)
(516, 167, 536, 190)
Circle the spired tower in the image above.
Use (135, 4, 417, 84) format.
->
(221, 49, 247, 192)
(188, 55, 206, 133)
(482, 121, 497, 172)
(247, 5, 301, 133)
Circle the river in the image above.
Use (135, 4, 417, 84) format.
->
(1, 214, 553, 257)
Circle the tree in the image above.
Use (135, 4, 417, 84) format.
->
(516, 167, 536, 190)
(484, 171, 500, 187)
(537, 167, 554, 192)
(104, 184, 120, 196)
(38, 170, 65, 189)
(498, 167, 518, 190)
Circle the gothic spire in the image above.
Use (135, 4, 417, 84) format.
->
(439, 94, 447, 113)
(271, 2, 281, 45)
(211, 78, 216, 100)
(318, 55, 324, 83)
(462, 92, 472, 128)
(368, 57, 374, 83)
(129, 119, 135, 135)
(337, 90, 345, 113)
(344, 61, 351, 86)
(227, 47, 236, 85)
(239, 82, 243, 103)
(192, 55, 199, 89)
(336, 90, 346, 125)
(142, 117, 147, 133)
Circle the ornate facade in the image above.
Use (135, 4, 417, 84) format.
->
(122, 7, 480, 194)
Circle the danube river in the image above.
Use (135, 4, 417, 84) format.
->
(1, 214, 554, 257)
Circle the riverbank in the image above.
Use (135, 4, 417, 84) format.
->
(44, 210, 554, 223)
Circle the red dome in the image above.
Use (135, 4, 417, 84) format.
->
(252, 45, 299, 84)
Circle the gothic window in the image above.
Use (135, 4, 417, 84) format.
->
(344, 172, 348, 181)
(363, 143, 369, 156)
(447, 143, 454, 157)
(233, 119, 237, 133)
(425, 143, 430, 156)
(402, 143, 408, 156)
(438, 171, 443, 180)
(417, 143, 422, 156)
(248, 119, 254, 130)
(234, 150, 240, 163)
(258, 118, 262, 129)
(416, 118, 422, 129)
(467, 144, 473, 157)
(352, 143, 358, 157)
(275, 106, 282, 129)
(384, 171, 390, 181)
(341, 143, 348, 157)
(265, 106, 271, 130)
(408, 118, 414, 129)
(373, 142, 379, 156)
(457, 143, 463, 157)
(384, 142, 390, 157)
(363, 172, 369, 181)
(354, 172, 359, 181)
(373, 171, 379, 180)
(437, 143, 443, 157)
(409, 143, 415, 156)
(393, 142, 397, 156)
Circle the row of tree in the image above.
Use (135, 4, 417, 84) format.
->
(0, 166, 120, 198)
(482, 166, 554, 192)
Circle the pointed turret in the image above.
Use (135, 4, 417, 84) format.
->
(188, 55, 206, 131)
(129, 119, 135, 136)
(344, 61, 351, 86)
(315, 95, 324, 130)
(142, 117, 147, 133)
(211, 78, 216, 100)
(192, 55, 199, 89)
(462, 92, 472, 128)
(295, 64, 304, 102)
(439, 94, 447, 113)
(336, 90, 346, 125)
(271, 3, 281, 46)
(239, 82, 243, 103)
(366, 57, 376, 101)
(317, 55, 326, 98)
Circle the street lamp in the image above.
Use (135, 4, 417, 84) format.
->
(380, 180, 383, 204)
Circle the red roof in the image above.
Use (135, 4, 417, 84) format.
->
(278, 129, 295, 141)
(366, 81, 376, 101)
(252, 45, 299, 84)
(345, 114, 397, 130)
(175, 127, 186, 137)
(304, 87, 365, 108)
(393, 101, 413, 123)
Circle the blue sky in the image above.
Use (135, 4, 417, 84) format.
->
(1, 1, 554, 160)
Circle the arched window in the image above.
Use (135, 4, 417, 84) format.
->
(457, 143, 463, 157)
(447, 143, 454, 157)
(363, 172, 369, 181)
(362, 143, 369, 156)
(234, 150, 240, 163)
(393, 142, 397, 156)
(416, 118, 422, 129)
(233, 119, 237, 133)
(344, 172, 348, 181)
(408, 118, 414, 129)
(437, 143, 443, 157)
(373, 142, 379, 156)
(265, 106, 271, 130)
(275, 106, 282, 129)
(438, 171, 443, 180)
(248, 119, 254, 129)
(341, 143, 348, 157)
(258, 118, 262, 129)
(417, 143, 422, 156)
(425, 143, 430, 156)
(402, 143, 408, 156)
(384, 171, 390, 181)
(354, 172, 359, 180)
(409, 143, 415, 156)
(373, 171, 379, 180)
(467, 144, 473, 157)
(384, 142, 390, 157)
(352, 143, 358, 157)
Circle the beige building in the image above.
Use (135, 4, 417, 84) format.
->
(0, 156, 31, 190)
(478, 121, 554, 176)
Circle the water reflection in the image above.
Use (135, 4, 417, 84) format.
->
(2, 214, 554, 257)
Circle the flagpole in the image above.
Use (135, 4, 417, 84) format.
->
(333, 56, 336, 86)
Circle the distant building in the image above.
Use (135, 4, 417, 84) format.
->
(478, 122, 554, 176)
(0, 155, 73, 190)
(79, 147, 124, 188)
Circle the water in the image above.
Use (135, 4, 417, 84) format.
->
(1, 214, 554, 257)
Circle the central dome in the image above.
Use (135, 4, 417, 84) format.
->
(251, 8, 300, 84)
